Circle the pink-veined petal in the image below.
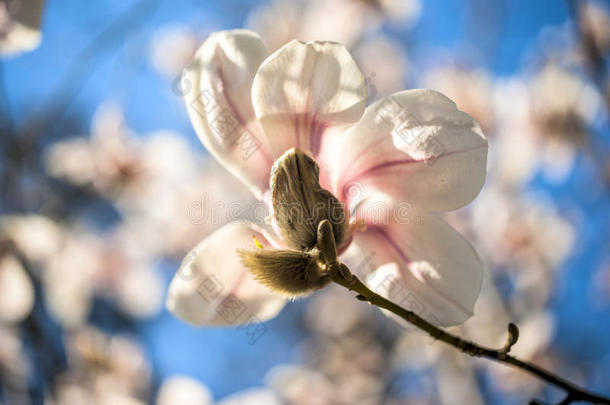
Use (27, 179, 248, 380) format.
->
(251, 39, 367, 162)
(351, 214, 483, 327)
(333, 89, 487, 213)
(166, 222, 286, 326)
(182, 29, 274, 200)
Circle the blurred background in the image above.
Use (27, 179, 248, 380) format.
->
(1, 0, 609, 404)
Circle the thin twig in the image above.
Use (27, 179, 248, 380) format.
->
(331, 268, 610, 405)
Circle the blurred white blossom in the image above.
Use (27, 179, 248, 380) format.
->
(352, 35, 408, 100)
(0, 254, 34, 323)
(424, 66, 494, 132)
(0, 0, 44, 56)
(149, 25, 199, 77)
(0, 214, 62, 263)
(156, 376, 212, 405)
(248, 0, 420, 52)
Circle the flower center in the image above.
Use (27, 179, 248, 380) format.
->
(239, 150, 352, 297)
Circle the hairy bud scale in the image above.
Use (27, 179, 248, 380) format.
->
(238, 148, 347, 297)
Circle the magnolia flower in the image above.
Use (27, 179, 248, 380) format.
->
(167, 30, 487, 328)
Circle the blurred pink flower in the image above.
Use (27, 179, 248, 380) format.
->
(247, 0, 421, 53)
(167, 30, 488, 327)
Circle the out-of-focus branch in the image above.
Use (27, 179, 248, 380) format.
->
(567, 0, 609, 111)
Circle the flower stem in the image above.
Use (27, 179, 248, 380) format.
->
(331, 267, 610, 405)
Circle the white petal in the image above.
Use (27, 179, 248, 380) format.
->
(0, 254, 35, 323)
(352, 214, 483, 326)
(251, 40, 366, 159)
(334, 89, 487, 213)
(166, 222, 286, 326)
(182, 30, 274, 199)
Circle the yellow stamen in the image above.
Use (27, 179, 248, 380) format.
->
(349, 218, 368, 232)
(357, 220, 368, 232)
(253, 236, 264, 249)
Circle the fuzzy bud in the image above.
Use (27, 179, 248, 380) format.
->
(238, 149, 348, 298)
(237, 248, 330, 297)
(270, 148, 347, 251)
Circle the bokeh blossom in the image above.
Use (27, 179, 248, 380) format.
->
(247, 0, 421, 53)
(0, 0, 44, 56)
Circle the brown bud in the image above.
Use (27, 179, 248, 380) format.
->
(237, 248, 330, 297)
(270, 148, 347, 251)
(317, 219, 337, 265)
